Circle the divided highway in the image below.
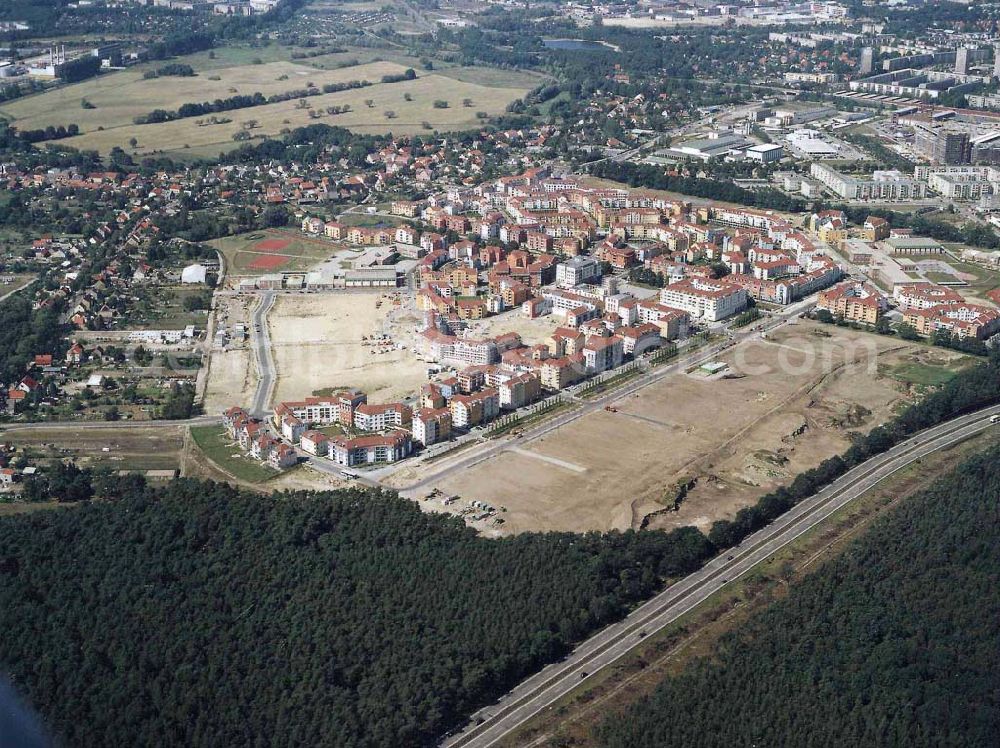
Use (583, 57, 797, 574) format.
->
(442, 404, 1000, 748)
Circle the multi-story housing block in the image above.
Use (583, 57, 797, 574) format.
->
(659, 278, 748, 322)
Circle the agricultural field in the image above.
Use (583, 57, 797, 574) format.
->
(1, 425, 186, 474)
(267, 292, 428, 405)
(423, 322, 971, 535)
(1, 56, 534, 157)
(209, 229, 335, 283)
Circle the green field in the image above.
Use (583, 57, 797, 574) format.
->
(338, 212, 403, 228)
(0, 58, 392, 135)
(0, 274, 35, 301)
(923, 271, 962, 284)
(888, 361, 962, 387)
(189, 425, 279, 483)
(125, 285, 211, 330)
(435, 66, 550, 88)
(941, 254, 1000, 295)
(0, 48, 535, 158)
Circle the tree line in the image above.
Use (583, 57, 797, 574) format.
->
(598, 443, 1000, 747)
(14, 123, 80, 144)
(143, 63, 196, 79)
(3, 337, 1000, 744)
(134, 78, 381, 125)
(838, 204, 1000, 251)
(588, 160, 808, 213)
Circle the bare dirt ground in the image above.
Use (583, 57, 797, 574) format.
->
(433, 321, 969, 535)
(202, 294, 257, 414)
(466, 311, 561, 347)
(202, 348, 256, 414)
(269, 292, 429, 404)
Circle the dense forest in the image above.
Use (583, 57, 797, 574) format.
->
(0, 481, 713, 747)
(599, 444, 1000, 747)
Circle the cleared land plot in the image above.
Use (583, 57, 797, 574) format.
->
(465, 311, 560, 347)
(203, 347, 257, 414)
(34, 65, 530, 156)
(2, 425, 185, 473)
(209, 229, 334, 280)
(268, 292, 428, 405)
(202, 292, 258, 413)
(189, 425, 282, 483)
(0, 274, 34, 301)
(433, 322, 970, 535)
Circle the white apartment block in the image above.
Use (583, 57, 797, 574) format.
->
(659, 278, 748, 322)
(893, 283, 965, 311)
(555, 255, 601, 287)
(275, 391, 366, 427)
(352, 402, 411, 432)
(419, 331, 499, 366)
(498, 371, 541, 409)
(330, 432, 412, 467)
(300, 431, 330, 457)
(927, 172, 996, 200)
(810, 163, 926, 201)
(582, 336, 624, 374)
(450, 389, 500, 428)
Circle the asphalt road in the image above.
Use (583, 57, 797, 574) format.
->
(442, 404, 1000, 748)
(0, 415, 222, 433)
(249, 291, 277, 419)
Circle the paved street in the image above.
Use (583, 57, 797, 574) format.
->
(443, 404, 1000, 748)
(0, 414, 222, 433)
(249, 290, 277, 419)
